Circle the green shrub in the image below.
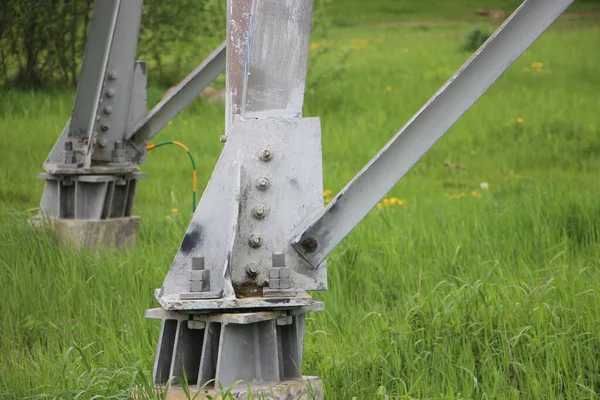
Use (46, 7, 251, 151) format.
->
(462, 28, 491, 52)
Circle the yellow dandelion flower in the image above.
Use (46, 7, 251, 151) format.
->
(471, 191, 482, 198)
(390, 197, 399, 205)
(376, 203, 384, 210)
(383, 198, 390, 207)
(385, 86, 392, 92)
(310, 42, 320, 51)
(397, 200, 406, 206)
(165, 215, 171, 220)
(514, 117, 524, 124)
(531, 61, 544, 68)
(168, 121, 173, 125)
(323, 189, 333, 197)
(324, 198, 331, 205)
(350, 38, 368, 50)
(171, 208, 179, 214)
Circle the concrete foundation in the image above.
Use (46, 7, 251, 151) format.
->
(33, 216, 140, 253)
(162, 377, 323, 400)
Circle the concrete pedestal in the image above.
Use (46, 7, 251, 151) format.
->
(162, 377, 323, 400)
(33, 216, 140, 253)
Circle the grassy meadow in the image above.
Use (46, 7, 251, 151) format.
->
(2, 2, 600, 399)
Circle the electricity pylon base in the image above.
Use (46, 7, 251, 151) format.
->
(32, 216, 140, 254)
(145, 302, 323, 394)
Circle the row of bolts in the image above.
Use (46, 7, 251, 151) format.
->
(63, 70, 125, 164)
(188, 147, 319, 293)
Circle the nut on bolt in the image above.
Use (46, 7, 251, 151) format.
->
(191, 256, 205, 270)
(246, 264, 259, 277)
(301, 237, 318, 253)
(249, 234, 263, 248)
(259, 148, 272, 161)
(252, 205, 266, 219)
(256, 177, 269, 191)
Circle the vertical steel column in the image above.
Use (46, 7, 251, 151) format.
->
(148, 1, 325, 397)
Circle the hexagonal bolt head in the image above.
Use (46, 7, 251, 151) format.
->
(188, 320, 206, 330)
(100, 122, 110, 132)
(191, 256, 205, 270)
(246, 264, 259, 277)
(279, 268, 290, 279)
(190, 269, 210, 281)
(259, 148, 272, 161)
(104, 105, 112, 114)
(279, 277, 291, 289)
(302, 237, 318, 253)
(108, 71, 117, 80)
(268, 268, 279, 279)
(256, 177, 270, 191)
(248, 234, 263, 248)
(106, 88, 115, 97)
(112, 141, 126, 162)
(190, 280, 210, 292)
(272, 252, 285, 268)
(276, 315, 293, 326)
(63, 141, 77, 164)
(269, 278, 281, 289)
(252, 205, 266, 219)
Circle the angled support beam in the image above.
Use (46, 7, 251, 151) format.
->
(45, 0, 144, 169)
(67, 0, 120, 145)
(290, 0, 573, 268)
(126, 42, 227, 148)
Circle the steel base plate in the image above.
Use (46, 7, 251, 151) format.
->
(156, 290, 319, 311)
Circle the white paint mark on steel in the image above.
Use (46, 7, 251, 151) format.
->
(290, 0, 574, 267)
(226, 0, 252, 132)
(242, 0, 314, 118)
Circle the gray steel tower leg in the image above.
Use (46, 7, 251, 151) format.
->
(35, 0, 146, 253)
(35, 0, 226, 253)
(146, 1, 325, 398)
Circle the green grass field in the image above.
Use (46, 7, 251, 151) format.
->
(2, 2, 600, 399)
